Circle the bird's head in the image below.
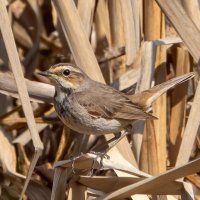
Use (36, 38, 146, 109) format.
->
(38, 63, 87, 90)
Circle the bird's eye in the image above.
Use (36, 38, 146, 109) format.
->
(63, 69, 70, 76)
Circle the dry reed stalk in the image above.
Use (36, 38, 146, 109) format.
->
(152, 48, 167, 174)
(95, 0, 111, 46)
(131, 0, 140, 52)
(107, 1, 125, 81)
(94, 1, 108, 61)
(140, 119, 159, 174)
(169, 47, 191, 166)
(132, 42, 155, 163)
(77, 0, 96, 37)
(13, 124, 48, 146)
(96, 0, 113, 84)
(155, 0, 200, 63)
(55, 126, 71, 161)
(51, 168, 68, 200)
(21, 0, 42, 78)
(176, 81, 200, 166)
(186, 174, 200, 189)
(0, 2, 43, 149)
(98, 158, 200, 200)
(0, 0, 44, 198)
(68, 183, 87, 200)
(0, 72, 54, 103)
(108, 1, 124, 48)
(78, 176, 183, 195)
(0, 130, 17, 174)
(113, 64, 140, 91)
(120, 0, 137, 65)
(141, 0, 167, 175)
(180, 0, 200, 30)
(144, 0, 163, 41)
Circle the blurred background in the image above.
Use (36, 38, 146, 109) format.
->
(0, 0, 200, 199)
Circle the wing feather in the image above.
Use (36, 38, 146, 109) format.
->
(73, 83, 155, 120)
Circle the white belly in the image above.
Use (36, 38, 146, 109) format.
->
(59, 113, 127, 135)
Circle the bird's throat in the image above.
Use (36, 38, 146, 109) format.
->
(54, 86, 73, 100)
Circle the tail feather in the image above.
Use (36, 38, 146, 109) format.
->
(129, 72, 195, 109)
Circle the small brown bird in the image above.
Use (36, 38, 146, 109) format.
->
(39, 63, 194, 138)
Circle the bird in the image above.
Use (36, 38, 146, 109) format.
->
(38, 63, 194, 148)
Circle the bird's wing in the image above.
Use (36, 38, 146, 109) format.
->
(73, 83, 155, 120)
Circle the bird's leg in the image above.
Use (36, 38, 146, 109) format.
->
(89, 130, 129, 173)
(89, 132, 121, 156)
(90, 130, 130, 157)
(106, 132, 122, 146)
(105, 130, 129, 154)
(88, 136, 121, 174)
(71, 157, 77, 174)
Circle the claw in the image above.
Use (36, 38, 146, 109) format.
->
(70, 156, 78, 174)
(69, 152, 110, 176)
(70, 154, 84, 174)
(89, 158, 95, 176)
(89, 151, 110, 175)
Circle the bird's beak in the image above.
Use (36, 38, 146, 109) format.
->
(38, 70, 51, 77)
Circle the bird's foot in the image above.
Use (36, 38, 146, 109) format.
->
(88, 150, 110, 176)
(70, 154, 84, 174)
(89, 150, 110, 160)
(69, 151, 110, 176)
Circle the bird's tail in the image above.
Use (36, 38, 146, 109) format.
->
(129, 72, 195, 109)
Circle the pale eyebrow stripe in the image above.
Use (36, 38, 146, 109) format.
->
(66, 65, 81, 73)
(51, 63, 82, 74)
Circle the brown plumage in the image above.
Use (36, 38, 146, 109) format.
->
(73, 83, 155, 120)
(38, 63, 195, 135)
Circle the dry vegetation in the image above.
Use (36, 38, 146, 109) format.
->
(0, 0, 200, 199)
